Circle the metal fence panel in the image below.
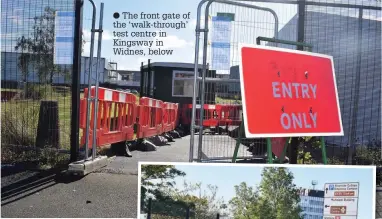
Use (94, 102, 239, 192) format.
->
(191, 0, 298, 163)
(191, 0, 381, 164)
(1, 0, 76, 166)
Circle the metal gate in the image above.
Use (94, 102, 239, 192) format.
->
(189, 0, 381, 164)
(189, 0, 282, 163)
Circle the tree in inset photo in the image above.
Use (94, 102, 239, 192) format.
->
(140, 164, 228, 219)
(230, 167, 303, 219)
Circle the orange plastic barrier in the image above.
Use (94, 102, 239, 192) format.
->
(136, 97, 164, 138)
(80, 86, 137, 148)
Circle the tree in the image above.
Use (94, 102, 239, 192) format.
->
(15, 7, 57, 84)
(14, 7, 84, 85)
(141, 165, 228, 219)
(166, 181, 228, 219)
(140, 165, 186, 213)
(14, 36, 33, 97)
(229, 182, 259, 219)
(230, 167, 303, 219)
(298, 137, 321, 164)
(258, 167, 303, 219)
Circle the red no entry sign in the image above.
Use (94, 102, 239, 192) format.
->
(239, 44, 343, 138)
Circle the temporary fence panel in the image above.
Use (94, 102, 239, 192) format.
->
(190, 0, 288, 163)
(1, 0, 77, 165)
(190, 0, 381, 164)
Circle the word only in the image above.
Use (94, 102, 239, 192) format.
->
(271, 82, 318, 130)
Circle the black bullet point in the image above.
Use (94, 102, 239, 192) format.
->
(113, 12, 120, 19)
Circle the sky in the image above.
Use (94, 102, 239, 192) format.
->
(79, 0, 381, 71)
(2, 0, 380, 72)
(81, 0, 299, 70)
(170, 164, 375, 218)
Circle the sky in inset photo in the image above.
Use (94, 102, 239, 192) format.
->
(169, 164, 374, 218)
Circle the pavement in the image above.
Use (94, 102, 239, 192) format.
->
(2, 136, 381, 218)
(1, 136, 191, 218)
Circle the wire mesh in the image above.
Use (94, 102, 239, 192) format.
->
(1, 0, 76, 165)
(303, 0, 381, 164)
(191, 0, 381, 164)
(191, 1, 298, 162)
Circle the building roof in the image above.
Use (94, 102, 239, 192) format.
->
(142, 62, 205, 69)
(117, 70, 140, 75)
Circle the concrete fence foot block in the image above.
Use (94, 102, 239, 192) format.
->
(67, 156, 108, 176)
(142, 139, 157, 151)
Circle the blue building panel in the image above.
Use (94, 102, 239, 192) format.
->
(1, 52, 106, 85)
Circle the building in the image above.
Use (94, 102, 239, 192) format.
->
(278, 11, 381, 147)
(0, 52, 111, 87)
(297, 188, 324, 219)
(118, 70, 141, 83)
(139, 62, 217, 105)
(0, 0, 121, 89)
(224, 10, 381, 148)
(107, 69, 141, 89)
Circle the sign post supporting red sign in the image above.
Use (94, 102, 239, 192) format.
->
(237, 43, 344, 164)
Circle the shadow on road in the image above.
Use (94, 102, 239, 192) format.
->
(1, 167, 83, 206)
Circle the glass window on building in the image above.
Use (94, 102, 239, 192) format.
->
(172, 70, 195, 97)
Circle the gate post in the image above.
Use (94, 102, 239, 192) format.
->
(91, 2, 104, 160)
(297, 0, 306, 50)
(70, 0, 84, 162)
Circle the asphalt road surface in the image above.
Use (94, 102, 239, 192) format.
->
(1, 136, 191, 218)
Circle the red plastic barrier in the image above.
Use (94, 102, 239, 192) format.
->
(162, 102, 172, 133)
(180, 104, 223, 128)
(173, 103, 179, 129)
(80, 86, 137, 148)
(136, 97, 164, 138)
(162, 102, 179, 132)
(218, 104, 242, 126)
(197, 104, 222, 128)
(180, 104, 192, 126)
(180, 104, 243, 128)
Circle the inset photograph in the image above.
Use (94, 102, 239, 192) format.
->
(138, 163, 375, 219)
